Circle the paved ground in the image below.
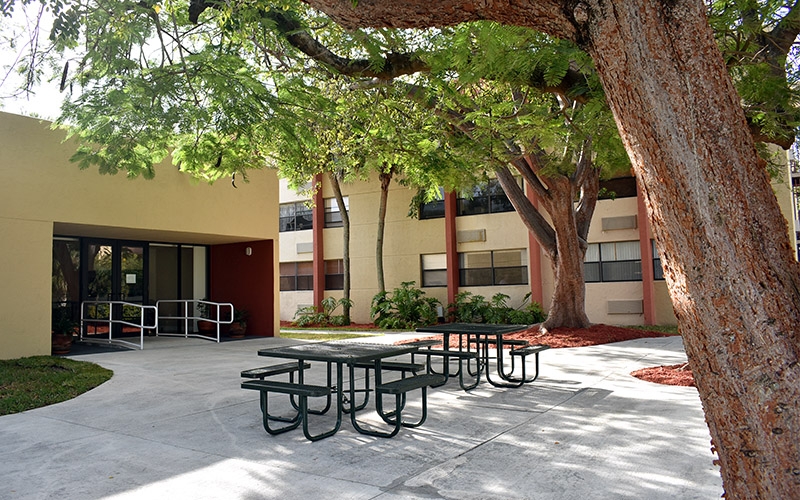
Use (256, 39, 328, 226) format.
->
(0, 333, 723, 499)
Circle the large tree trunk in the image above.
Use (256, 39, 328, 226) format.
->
(583, 2, 800, 496)
(496, 154, 596, 330)
(327, 172, 351, 323)
(303, 0, 800, 496)
(538, 175, 591, 330)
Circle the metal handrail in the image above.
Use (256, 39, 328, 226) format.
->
(80, 300, 158, 350)
(155, 299, 234, 343)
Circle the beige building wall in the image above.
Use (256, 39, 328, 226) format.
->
(279, 164, 796, 328)
(0, 112, 280, 359)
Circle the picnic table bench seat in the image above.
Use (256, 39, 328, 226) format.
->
(240, 362, 311, 379)
(353, 360, 425, 374)
(241, 379, 338, 441)
(358, 373, 446, 437)
(508, 344, 550, 383)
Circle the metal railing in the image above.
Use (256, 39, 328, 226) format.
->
(155, 299, 233, 343)
(80, 301, 158, 350)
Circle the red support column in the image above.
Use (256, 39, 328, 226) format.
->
(526, 183, 544, 306)
(312, 174, 325, 312)
(444, 191, 459, 314)
(637, 179, 656, 325)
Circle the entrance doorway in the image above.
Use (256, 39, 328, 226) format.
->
(82, 239, 147, 335)
(83, 240, 146, 304)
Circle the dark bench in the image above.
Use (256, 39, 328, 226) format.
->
(354, 360, 425, 374)
(469, 338, 528, 348)
(411, 349, 480, 390)
(508, 344, 550, 383)
(350, 373, 446, 438)
(403, 338, 441, 348)
(241, 380, 339, 441)
(241, 362, 311, 379)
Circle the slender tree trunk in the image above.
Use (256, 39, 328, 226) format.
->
(327, 172, 351, 324)
(376, 167, 394, 293)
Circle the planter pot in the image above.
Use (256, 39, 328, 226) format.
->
(228, 322, 247, 338)
(51, 333, 72, 355)
(197, 320, 216, 333)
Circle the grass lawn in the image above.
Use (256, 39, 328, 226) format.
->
(279, 331, 380, 341)
(0, 356, 113, 416)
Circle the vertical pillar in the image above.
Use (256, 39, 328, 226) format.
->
(526, 183, 544, 306)
(444, 191, 459, 313)
(312, 174, 325, 311)
(636, 179, 656, 325)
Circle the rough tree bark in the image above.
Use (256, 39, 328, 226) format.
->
(495, 146, 599, 330)
(300, 0, 800, 496)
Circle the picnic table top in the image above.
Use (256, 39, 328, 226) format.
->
(257, 341, 418, 363)
(415, 323, 531, 335)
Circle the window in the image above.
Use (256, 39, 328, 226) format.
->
(584, 241, 642, 282)
(325, 259, 344, 290)
(421, 254, 447, 287)
(459, 250, 528, 286)
(599, 176, 638, 199)
(324, 197, 349, 228)
(279, 201, 313, 232)
(419, 188, 446, 220)
(652, 240, 665, 280)
(457, 179, 515, 216)
(279, 262, 313, 291)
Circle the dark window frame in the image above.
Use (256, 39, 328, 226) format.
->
(458, 250, 528, 287)
(279, 261, 314, 291)
(279, 201, 313, 232)
(584, 241, 643, 283)
(457, 179, 516, 217)
(324, 197, 348, 229)
(324, 259, 344, 290)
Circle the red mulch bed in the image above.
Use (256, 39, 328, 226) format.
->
(631, 363, 695, 387)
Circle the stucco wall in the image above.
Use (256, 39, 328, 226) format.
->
(0, 112, 280, 358)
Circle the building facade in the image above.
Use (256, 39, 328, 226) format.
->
(0, 112, 281, 359)
(279, 164, 798, 326)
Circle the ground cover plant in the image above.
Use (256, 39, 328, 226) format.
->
(0, 356, 112, 416)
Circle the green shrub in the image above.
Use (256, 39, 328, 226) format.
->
(448, 292, 545, 325)
(370, 281, 441, 329)
(293, 297, 353, 327)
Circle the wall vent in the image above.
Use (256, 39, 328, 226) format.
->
(602, 215, 637, 231)
(607, 300, 644, 315)
(296, 242, 314, 254)
(457, 229, 486, 243)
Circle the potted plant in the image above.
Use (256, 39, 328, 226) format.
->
(196, 299, 216, 334)
(228, 308, 249, 338)
(51, 305, 77, 355)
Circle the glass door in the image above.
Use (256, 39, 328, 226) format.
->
(82, 239, 147, 335)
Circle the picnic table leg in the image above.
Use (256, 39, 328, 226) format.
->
(302, 363, 343, 441)
(348, 362, 402, 438)
(290, 361, 334, 415)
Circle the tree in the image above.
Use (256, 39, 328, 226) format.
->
(404, 32, 629, 329)
(286, 0, 800, 496)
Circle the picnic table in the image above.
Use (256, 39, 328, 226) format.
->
(242, 341, 444, 441)
(415, 323, 549, 388)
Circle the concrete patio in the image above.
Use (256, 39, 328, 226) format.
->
(0, 333, 723, 499)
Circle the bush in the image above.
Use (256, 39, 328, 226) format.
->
(293, 297, 353, 327)
(370, 281, 441, 329)
(448, 292, 545, 325)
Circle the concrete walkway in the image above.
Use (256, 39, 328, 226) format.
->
(0, 334, 723, 499)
